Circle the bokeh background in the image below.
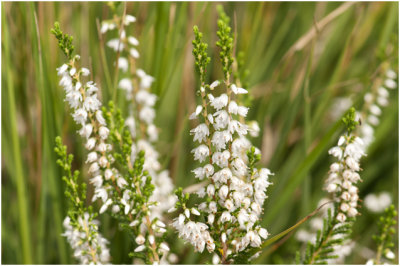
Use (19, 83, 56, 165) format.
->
(2, 1, 398, 264)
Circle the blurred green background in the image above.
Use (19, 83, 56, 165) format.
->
(2, 1, 398, 264)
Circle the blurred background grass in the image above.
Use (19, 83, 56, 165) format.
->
(1, 1, 398, 264)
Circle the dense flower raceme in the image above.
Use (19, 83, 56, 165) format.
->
(326, 134, 365, 221)
(102, 15, 175, 221)
(300, 68, 397, 263)
(299, 127, 366, 264)
(172, 80, 272, 263)
(324, 133, 365, 263)
(62, 213, 110, 264)
(57, 58, 169, 263)
(358, 69, 397, 149)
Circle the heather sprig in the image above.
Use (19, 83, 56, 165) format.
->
(216, 6, 234, 81)
(55, 137, 110, 264)
(102, 8, 175, 222)
(172, 8, 272, 264)
(300, 107, 365, 264)
(51, 22, 74, 60)
(358, 64, 398, 150)
(102, 102, 169, 264)
(53, 22, 168, 264)
(193, 25, 211, 85)
(342, 107, 358, 133)
(371, 204, 398, 264)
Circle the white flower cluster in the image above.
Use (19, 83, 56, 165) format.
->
(102, 14, 175, 220)
(359, 69, 397, 149)
(326, 134, 365, 222)
(57, 63, 123, 214)
(298, 133, 366, 264)
(102, 14, 175, 261)
(62, 213, 110, 264)
(58, 60, 169, 263)
(174, 81, 272, 262)
(364, 192, 392, 213)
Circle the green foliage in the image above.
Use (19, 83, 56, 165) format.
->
(55, 137, 83, 212)
(216, 6, 234, 80)
(342, 107, 358, 133)
(192, 26, 211, 85)
(174, 187, 190, 209)
(372, 204, 398, 264)
(54, 136, 95, 225)
(2, 2, 398, 264)
(102, 101, 163, 261)
(247, 146, 261, 169)
(51, 22, 74, 60)
(301, 208, 354, 264)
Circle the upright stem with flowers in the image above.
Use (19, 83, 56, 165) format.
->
(172, 9, 272, 264)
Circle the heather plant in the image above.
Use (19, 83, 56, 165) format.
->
(299, 108, 365, 264)
(55, 137, 110, 264)
(296, 45, 399, 264)
(52, 22, 169, 264)
(2, 2, 398, 265)
(171, 9, 272, 264)
(101, 4, 175, 222)
(369, 205, 398, 264)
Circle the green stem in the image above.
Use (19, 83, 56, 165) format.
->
(3, 8, 33, 263)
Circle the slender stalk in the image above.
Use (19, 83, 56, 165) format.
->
(3, 10, 33, 263)
(95, 18, 113, 100)
(112, 2, 127, 104)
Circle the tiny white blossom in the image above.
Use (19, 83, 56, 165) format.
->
(384, 79, 397, 89)
(190, 123, 209, 143)
(81, 67, 90, 76)
(191, 208, 201, 216)
(128, 36, 139, 46)
(85, 138, 96, 150)
(136, 235, 145, 245)
(231, 84, 248, 94)
(220, 211, 231, 223)
(134, 245, 146, 252)
(191, 145, 209, 162)
(328, 146, 343, 159)
(72, 108, 88, 125)
(96, 111, 106, 125)
(107, 39, 124, 52)
(57, 64, 68, 75)
(337, 212, 346, 223)
(118, 57, 129, 72)
(160, 243, 170, 252)
(210, 80, 220, 89)
(104, 169, 113, 180)
(118, 78, 133, 93)
(210, 94, 228, 110)
(79, 124, 93, 139)
(99, 126, 110, 140)
(139, 106, 156, 124)
(130, 48, 140, 59)
(86, 152, 98, 163)
(124, 15, 136, 25)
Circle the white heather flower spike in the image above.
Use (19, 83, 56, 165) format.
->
(174, 25, 272, 263)
(62, 214, 110, 264)
(358, 68, 397, 150)
(304, 128, 366, 263)
(100, 12, 176, 263)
